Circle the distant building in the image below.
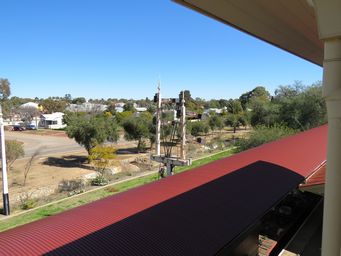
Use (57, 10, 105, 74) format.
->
(114, 102, 125, 108)
(66, 103, 107, 113)
(40, 112, 66, 129)
(201, 107, 227, 119)
(19, 102, 44, 112)
(135, 107, 147, 112)
(115, 107, 124, 113)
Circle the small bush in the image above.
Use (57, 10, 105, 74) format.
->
(58, 179, 85, 192)
(67, 190, 85, 197)
(19, 193, 37, 210)
(91, 175, 108, 186)
(5, 140, 25, 168)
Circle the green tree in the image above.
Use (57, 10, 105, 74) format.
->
(123, 112, 153, 152)
(224, 99, 247, 132)
(65, 113, 118, 155)
(226, 99, 243, 114)
(0, 78, 11, 101)
(123, 102, 135, 112)
(72, 97, 86, 105)
(41, 98, 67, 113)
(0, 78, 12, 118)
(18, 106, 41, 128)
(208, 115, 224, 132)
(274, 81, 305, 100)
(275, 82, 326, 130)
(115, 111, 133, 124)
(107, 104, 116, 115)
(239, 86, 270, 109)
(225, 114, 247, 133)
(189, 121, 210, 136)
(64, 94, 72, 103)
(249, 99, 278, 127)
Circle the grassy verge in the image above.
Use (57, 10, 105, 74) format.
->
(0, 149, 234, 232)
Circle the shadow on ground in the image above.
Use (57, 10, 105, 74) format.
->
(42, 155, 93, 170)
(116, 148, 145, 154)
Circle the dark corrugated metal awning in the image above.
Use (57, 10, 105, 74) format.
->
(46, 161, 303, 256)
(0, 125, 327, 255)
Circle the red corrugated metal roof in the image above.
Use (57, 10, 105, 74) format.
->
(301, 163, 326, 187)
(0, 125, 327, 255)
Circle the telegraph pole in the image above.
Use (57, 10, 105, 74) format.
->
(180, 91, 186, 160)
(155, 83, 161, 156)
(0, 105, 10, 215)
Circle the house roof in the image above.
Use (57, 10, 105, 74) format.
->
(19, 102, 39, 109)
(173, 0, 323, 66)
(42, 112, 64, 121)
(0, 125, 327, 255)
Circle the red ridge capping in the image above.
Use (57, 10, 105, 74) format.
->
(0, 125, 327, 255)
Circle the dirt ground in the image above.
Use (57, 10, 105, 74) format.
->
(1, 130, 145, 206)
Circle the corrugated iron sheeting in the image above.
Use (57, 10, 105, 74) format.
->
(47, 161, 304, 256)
(0, 125, 327, 255)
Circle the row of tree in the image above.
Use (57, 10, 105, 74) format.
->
(1, 77, 326, 155)
(63, 81, 326, 155)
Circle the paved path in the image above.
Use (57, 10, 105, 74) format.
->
(4, 132, 136, 159)
(5, 131, 85, 158)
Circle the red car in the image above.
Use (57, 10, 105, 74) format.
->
(11, 125, 24, 131)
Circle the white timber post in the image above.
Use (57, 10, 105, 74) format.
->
(0, 105, 10, 215)
(313, 1, 341, 255)
(156, 83, 161, 156)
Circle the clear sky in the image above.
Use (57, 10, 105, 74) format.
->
(1, 0, 322, 100)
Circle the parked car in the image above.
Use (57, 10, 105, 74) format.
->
(12, 125, 24, 131)
(26, 124, 37, 130)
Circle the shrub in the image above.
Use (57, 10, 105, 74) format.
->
(5, 140, 25, 168)
(91, 175, 108, 186)
(236, 125, 296, 152)
(19, 192, 37, 210)
(58, 179, 85, 192)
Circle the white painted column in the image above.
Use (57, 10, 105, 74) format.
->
(321, 38, 341, 256)
(0, 105, 10, 215)
(313, 1, 341, 254)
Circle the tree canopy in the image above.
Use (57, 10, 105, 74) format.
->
(41, 98, 67, 113)
(65, 113, 119, 154)
(0, 78, 11, 101)
(122, 112, 154, 152)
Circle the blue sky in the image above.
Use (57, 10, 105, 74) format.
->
(1, 0, 322, 100)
